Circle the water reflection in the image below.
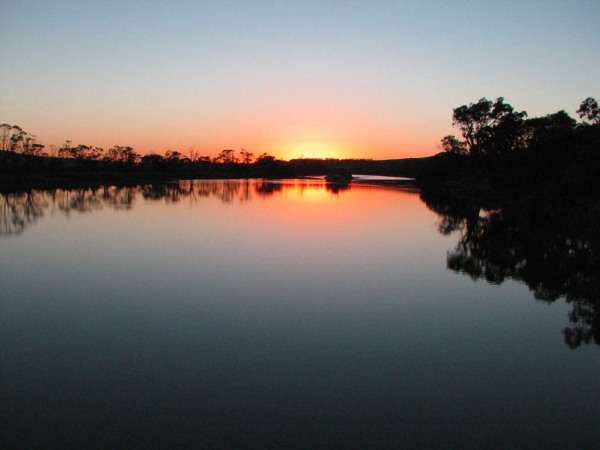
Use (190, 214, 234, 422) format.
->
(2, 179, 598, 448)
(422, 189, 600, 348)
(1, 186, 138, 236)
(5, 180, 596, 349)
(0, 190, 48, 236)
(0, 179, 411, 237)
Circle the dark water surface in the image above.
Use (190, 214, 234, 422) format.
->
(1, 180, 598, 448)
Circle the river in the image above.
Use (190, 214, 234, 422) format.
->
(1, 179, 598, 448)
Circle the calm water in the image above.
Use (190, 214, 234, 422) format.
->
(1, 179, 599, 449)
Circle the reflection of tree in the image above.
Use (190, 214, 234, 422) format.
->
(0, 181, 283, 236)
(325, 181, 351, 194)
(142, 183, 191, 203)
(142, 184, 171, 201)
(422, 189, 600, 348)
(1, 191, 48, 236)
(1, 179, 403, 237)
(215, 180, 240, 203)
(255, 181, 283, 197)
(102, 186, 138, 210)
(56, 188, 103, 215)
(239, 180, 252, 203)
(54, 186, 138, 215)
(1, 187, 140, 235)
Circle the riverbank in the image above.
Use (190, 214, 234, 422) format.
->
(0, 151, 431, 191)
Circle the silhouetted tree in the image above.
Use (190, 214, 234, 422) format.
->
(0, 124, 11, 151)
(240, 148, 254, 164)
(452, 97, 527, 156)
(20, 134, 44, 156)
(576, 97, 599, 125)
(58, 140, 72, 158)
(89, 147, 105, 160)
(255, 152, 275, 164)
(188, 146, 200, 162)
(71, 144, 92, 159)
(141, 153, 164, 164)
(214, 149, 238, 164)
(439, 135, 468, 156)
(523, 110, 577, 149)
(165, 150, 183, 160)
(0, 126, 45, 155)
(6, 126, 26, 153)
(105, 145, 140, 163)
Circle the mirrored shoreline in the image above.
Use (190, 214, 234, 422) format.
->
(2, 178, 598, 349)
(1, 178, 417, 237)
(2, 178, 599, 449)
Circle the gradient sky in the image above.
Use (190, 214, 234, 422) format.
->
(1, 1, 598, 160)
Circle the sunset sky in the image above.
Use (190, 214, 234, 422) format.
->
(1, 1, 598, 160)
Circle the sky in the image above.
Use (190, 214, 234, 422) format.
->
(1, 1, 599, 160)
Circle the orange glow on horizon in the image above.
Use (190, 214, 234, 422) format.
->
(20, 110, 447, 161)
(281, 142, 340, 160)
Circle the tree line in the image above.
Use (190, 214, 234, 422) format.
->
(0, 124, 279, 166)
(3, 96, 597, 186)
(419, 96, 600, 204)
(439, 97, 599, 157)
(0, 124, 45, 155)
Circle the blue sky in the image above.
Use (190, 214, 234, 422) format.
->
(1, 1, 598, 159)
